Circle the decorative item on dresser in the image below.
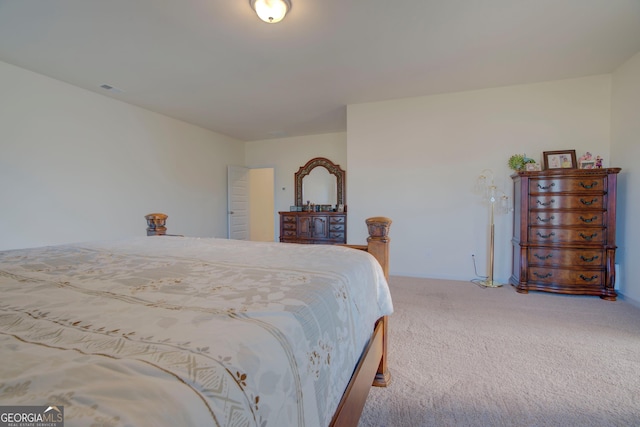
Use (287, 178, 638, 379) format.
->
(510, 168, 621, 300)
(542, 149, 578, 170)
(280, 156, 347, 244)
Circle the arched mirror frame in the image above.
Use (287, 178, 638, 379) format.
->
(295, 157, 346, 207)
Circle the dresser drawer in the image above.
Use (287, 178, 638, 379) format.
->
(530, 195, 604, 210)
(528, 248, 605, 267)
(529, 211, 604, 227)
(529, 228, 605, 244)
(530, 177, 605, 194)
(282, 215, 297, 223)
(528, 267, 605, 287)
(329, 231, 345, 240)
(282, 230, 297, 237)
(330, 216, 346, 224)
(329, 224, 345, 232)
(283, 222, 296, 230)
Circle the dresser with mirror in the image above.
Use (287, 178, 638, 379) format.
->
(279, 157, 347, 244)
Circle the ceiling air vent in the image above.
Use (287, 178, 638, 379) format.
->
(99, 84, 124, 94)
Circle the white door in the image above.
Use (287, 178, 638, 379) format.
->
(227, 165, 249, 240)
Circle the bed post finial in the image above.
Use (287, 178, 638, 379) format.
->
(145, 213, 168, 236)
(366, 217, 391, 241)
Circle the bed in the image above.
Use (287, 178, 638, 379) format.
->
(0, 217, 392, 427)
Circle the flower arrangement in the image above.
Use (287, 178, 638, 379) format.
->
(508, 154, 535, 171)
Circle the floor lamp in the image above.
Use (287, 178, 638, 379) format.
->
(475, 170, 510, 288)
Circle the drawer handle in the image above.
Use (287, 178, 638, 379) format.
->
(537, 199, 555, 207)
(537, 183, 556, 190)
(536, 215, 554, 223)
(533, 272, 552, 279)
(534, 253, 553, 260)
(536, 231, 555, 239)
(579, 215, 598, 223)
(579, 232, 598, 241)
(579, 181, 598, 189)
(580, 255, 599, 263)
(580, 198, 598, 206)
(579, 274, 599, 282)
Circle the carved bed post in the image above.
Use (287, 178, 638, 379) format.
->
(365, 216, 391, 281)
(145, 213, 168, 236)
(364, 216, 392, 388)
(330, 216, 392, 426)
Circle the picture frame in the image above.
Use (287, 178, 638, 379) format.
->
(525, 163, 541, 171)
(543, 150, 577, 170)
(579, 159, 596, 169)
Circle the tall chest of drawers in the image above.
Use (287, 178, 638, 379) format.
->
(279, 211, 347, 244)
(510, 168, 621, 300)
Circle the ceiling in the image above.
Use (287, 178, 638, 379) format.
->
(1, 0, 639, 142)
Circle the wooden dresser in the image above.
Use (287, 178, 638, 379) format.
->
(279, 211, 347, 244)
(510, 168, 621, 300)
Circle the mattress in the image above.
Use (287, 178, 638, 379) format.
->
(0, 237, 393, 427)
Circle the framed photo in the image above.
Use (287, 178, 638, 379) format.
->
(543, 150, 577, 170)
(525, 163, 541, 171)
(579, 159, 596, 169)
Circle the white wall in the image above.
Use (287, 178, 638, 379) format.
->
(0, 61, 244, 250)
(245, 133, 347, 237)
(611, 51, 640, 304)
(348, 75, 612, 282)
(4, 58, 633, 297)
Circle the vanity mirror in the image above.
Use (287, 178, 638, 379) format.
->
(280, 157, 347, 244)
(294, 157, 346, 208)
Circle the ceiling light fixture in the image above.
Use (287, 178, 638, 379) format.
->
(249, 0, 291, 24)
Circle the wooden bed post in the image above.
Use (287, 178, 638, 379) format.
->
(331, 217, 392, 427)
(365, 217, 391, 281)
(364, 217, 392, 388)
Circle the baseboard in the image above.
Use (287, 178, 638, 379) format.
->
(617, 292, 640, 309)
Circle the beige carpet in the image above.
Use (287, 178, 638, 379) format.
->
(358, 276, 640, 427)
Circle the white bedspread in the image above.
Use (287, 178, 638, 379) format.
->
(0, 237, 392, 427)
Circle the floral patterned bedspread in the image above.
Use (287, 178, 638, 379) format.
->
(0, 237, 392, 427)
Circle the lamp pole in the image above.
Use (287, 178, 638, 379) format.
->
(483, 187, 501, 287)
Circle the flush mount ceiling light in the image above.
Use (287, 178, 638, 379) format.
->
(250, 0, 291, 24)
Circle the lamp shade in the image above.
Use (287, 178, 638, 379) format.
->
(250, 0, 291, 23)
